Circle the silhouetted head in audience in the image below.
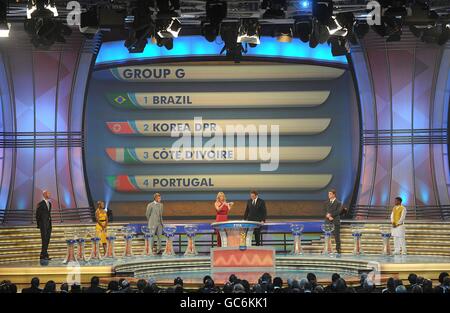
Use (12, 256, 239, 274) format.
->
(233, 283, 245, 293)
(363, 278, 375, 292)
(359, 273, 368, 286)
(60, 283, 69, 293)
(174, 285, 184, 293)
(273, 277, 283, 289)
(411, 285, 423, 293)
(137, 279, 147, 292)
(443, 277, 450, 288)
(107, 280, 119, 292)
(174, 277, 183, 286)
(91, 276, 100, 287)
(408, 273, 418, 286)
(229, 274, 238, 284)
(260, 273, 272, 284)
(307, 273, 317, 287)
(43, 280, 56, 293)
(222, 282, 233, 293)
(438, 272, 449, 285)
(241, 280, 250, 292)
(395, 285, 407, 293)
(70, 283, 81, 293)
(31, 277, 40, 288)
(314, 285, 325, 293)
(250, 284, 261, 293)
(386, 277, 396, 293)
(335, 278, 347, 293)
(394, 279, 403, 288)
(422, 279, 433, 293)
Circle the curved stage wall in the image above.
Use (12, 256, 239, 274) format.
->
(351, 30, 450, 218)
(0, 29, 101, 222)
(0, 30, 449, 223)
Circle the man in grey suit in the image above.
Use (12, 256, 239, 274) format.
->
(146, 193, 164, 254)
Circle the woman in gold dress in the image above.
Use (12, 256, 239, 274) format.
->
(95, 201, 108, 253)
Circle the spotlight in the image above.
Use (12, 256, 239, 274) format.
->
(0, 0, 10, 38)
(202, 22, 219, 42)
(124, 0, 154, 53)
(24, 0, 71, 48)
(220, 22, 245, 63)
(294, 17, 312, 43)
(79, 6, 99, 36)
(312, 0, 333, 24)
(27, 0, 58, 20)
(438, 24, 449, 46)
(262, 0, 288, 19)
(300, 0, 311, 10)
(353, 22, 369, 39)
(274, 26, 293, 43)
(329, 36, 349, 57)
(206, 0, 227, 25)
(156, 17, 181, 38)
(237, 19, 260, 45)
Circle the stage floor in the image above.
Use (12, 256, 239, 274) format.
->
(2, 253, 449, 288)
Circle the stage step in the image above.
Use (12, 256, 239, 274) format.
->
(1, 221, 449, 264)
(340, 221, 450, 256)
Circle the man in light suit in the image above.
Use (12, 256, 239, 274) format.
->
(390, 196, 407, 255)
(36, 190, 52, 262)
(146, 193, 164, 254)
(244, 190, 267, 246)
(323, 189, 347, 254)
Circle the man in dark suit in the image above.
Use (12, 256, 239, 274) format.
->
(35, 190, 52, 262)
(323, 189, 347, 254)
(244, 190, 267, 246)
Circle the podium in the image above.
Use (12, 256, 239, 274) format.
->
(211, 220, 262, 248)
(210, 221, 274, 282)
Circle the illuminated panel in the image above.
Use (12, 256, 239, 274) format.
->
(95, 36, 348, 65)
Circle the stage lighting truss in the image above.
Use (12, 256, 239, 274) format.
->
(237, 18, 261, 45)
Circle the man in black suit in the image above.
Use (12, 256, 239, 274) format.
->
(244, 190, 267, 246)
(35, 190, 52, 262)
(323, 189, 347, 254)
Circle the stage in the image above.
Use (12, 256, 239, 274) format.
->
(1, 252, 450, 290)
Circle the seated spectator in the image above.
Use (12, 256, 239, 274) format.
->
(307, 272, 321, 291)
(136, 279, 147, 293)
(272, 277, 283, 293)
(382, 277, 396, 293)
(325, 273, 341, 293)
(222, 282, 233, 293)
(0, 280, 17, 293)
(434, 272, 449, 293)
(354, 273, 368, 293)
(107, 280, 119, 293)
(70, 283, 82, 293)
(83, 276, 106, 293)
(313, 285, 325, 293)
(118, 279, 133, 293)
(411, 285, 423, 293)
(60, 283, 69, 293)
(43, 280, 56, 293)
(232, 283, 245, 293)
(422, 279, 433, 293)
(22, 277, 42, 293)
(395, 285, 407, 293)
(407, 273, 418, 291)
